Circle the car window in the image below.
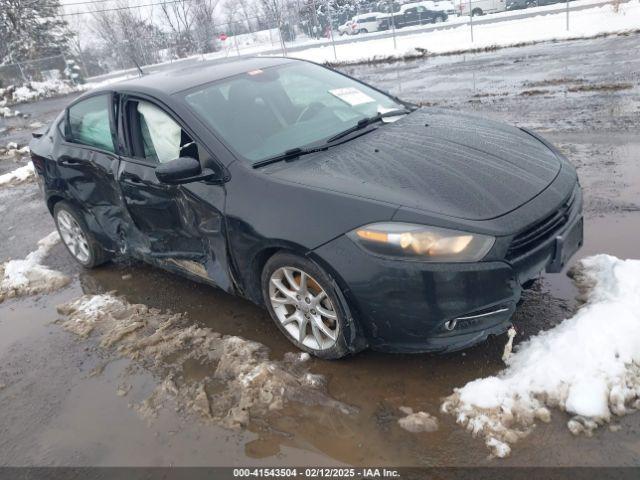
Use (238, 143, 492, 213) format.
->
(133, 101, 198, 164)
(183, 62, 404, 163)
(67, 95, 115, 153)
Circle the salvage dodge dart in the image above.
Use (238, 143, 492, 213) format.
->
(30, 57, 583, 359)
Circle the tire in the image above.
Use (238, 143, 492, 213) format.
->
(359, 28, 368, 34)
(435, 15, 445, 23)
(471, 8, 483, 16)
(261, 252, 359, 359)
(53, 201, 110, 268)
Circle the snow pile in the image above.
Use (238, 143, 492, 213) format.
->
(10, 79, 80, 104)
(0, 232, 70, 302)
(441, 255, 640, 458)
(1, 74, 135, 107)
(58, 294, 355, 428)
(0, 162, 35, 186)
(0, 106, 18, 118)
(288, 1, 640, 64)
(398, 407, 439, 433)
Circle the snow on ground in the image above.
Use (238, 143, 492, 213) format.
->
(441, 255, 640, 458)
(0, 74, 136, 107)
(0, 106, 18, 118)
(0, 161, 34, 186)
(0, 232, 70, 302)
(6, 2, 632, 105)
(287, 1, 640, 64)
(58, 293, 356, 428)
(398, 407, 439, 433)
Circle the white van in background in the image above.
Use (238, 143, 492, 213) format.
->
(350, 12, 385, 34)
(455, 0, 507, 15)
(426, 0, 458, 15)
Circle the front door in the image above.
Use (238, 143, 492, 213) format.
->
(116, 96, 232, 291)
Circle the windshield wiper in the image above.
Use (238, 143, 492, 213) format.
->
(252, 108, 413, 169)
(325, 108, 411, 144)
(252, 146, 327, 169)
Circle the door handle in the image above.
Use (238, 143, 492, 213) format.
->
(122, 174, 145, 185)
(58, 157, 81, 165)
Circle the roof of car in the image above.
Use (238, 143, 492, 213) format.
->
(89, 56, 295, 98)
(352, 12, 383, 19)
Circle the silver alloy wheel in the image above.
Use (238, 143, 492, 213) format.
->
(269, 266, 339, 351)
(56, 209, 91, 264)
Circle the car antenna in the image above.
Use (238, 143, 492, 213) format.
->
(132, 58, 145, 77)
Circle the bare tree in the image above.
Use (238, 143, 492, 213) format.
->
(159, 0, 196, 57)
(91, 1, 163, 70)
(223, 0, 256, 34)
(192, 0, 222, 53)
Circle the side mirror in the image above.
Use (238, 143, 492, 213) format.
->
(155, 157, 213, 184)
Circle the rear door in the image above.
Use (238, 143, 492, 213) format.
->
(52, 93, 124, 250)
(116, 95, 233, 291)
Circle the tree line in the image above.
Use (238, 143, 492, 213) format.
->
(0, 0, 389, 79)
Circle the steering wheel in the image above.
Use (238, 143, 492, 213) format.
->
(295, 102, 325, 123)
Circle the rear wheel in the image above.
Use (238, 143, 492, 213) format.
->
(471, 8, 483, 16)
(262, 252, 357, 359)
(54, 201, 110, 268)
(435, 14, 445, 23)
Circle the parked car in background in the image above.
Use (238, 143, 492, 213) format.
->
(351, 12, 385, 33)
(338, 20, 356, 35)
(425, 0, 458, 15)
(379, 2, 448, 30)
(455, 0, 506, 15)
(506, 0, 567, 10)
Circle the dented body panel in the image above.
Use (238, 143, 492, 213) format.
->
(29, 57, 583, 353)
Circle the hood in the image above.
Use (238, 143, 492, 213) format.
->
(267, 109, 562, 221)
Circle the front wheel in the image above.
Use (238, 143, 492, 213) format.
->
(359, 28, 368, 34)
(471, 8, 483, 16)
(435, 15, 445, 23)
(262, 252, 358, 359)
(54, 201, 110, 268)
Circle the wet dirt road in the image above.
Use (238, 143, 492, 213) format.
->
(1, 34, 639, 467)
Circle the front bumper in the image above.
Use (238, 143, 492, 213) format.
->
(312, 190, 583, 354)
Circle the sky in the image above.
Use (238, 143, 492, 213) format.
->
(59, 0, 231, 46)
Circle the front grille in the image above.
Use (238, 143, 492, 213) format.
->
(506, 190, 576, 260)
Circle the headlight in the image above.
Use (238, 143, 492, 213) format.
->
(347, 223, 495, 262)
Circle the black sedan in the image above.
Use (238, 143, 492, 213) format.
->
(379, 5, 447, 30)
(29, 57, 583, 359)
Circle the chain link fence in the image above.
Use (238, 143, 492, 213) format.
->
(0, 0, 626, 88)
(0, 55, 71, 87)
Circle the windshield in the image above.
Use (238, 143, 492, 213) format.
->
(182, 62, 405, 163)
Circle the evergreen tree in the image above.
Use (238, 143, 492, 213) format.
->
(0, 0, 74, 64)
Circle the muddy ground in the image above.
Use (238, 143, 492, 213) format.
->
(1, 34, 639, 467)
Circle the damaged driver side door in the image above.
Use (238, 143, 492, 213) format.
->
(116, 94, 233, 291)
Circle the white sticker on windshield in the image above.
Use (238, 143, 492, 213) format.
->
(329, 87, 375, 106)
